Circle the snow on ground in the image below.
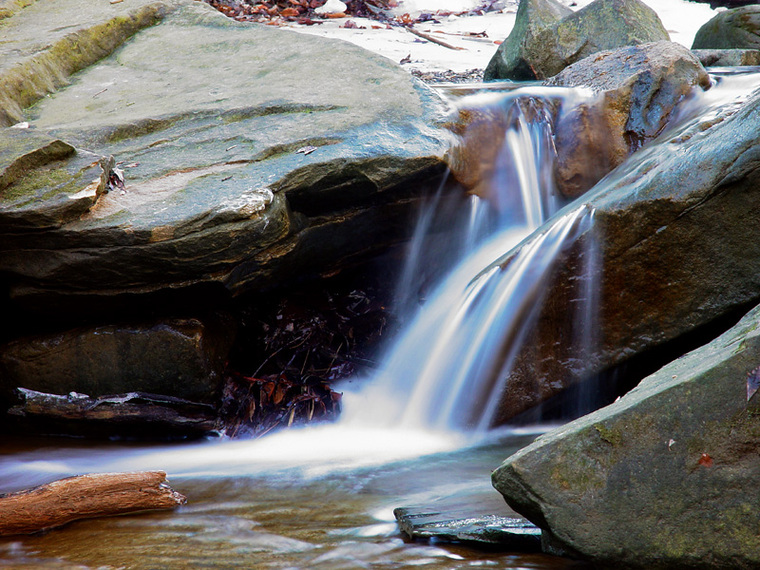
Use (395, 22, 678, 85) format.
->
(284, 0, 720, 74)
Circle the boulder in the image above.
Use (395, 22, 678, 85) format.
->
(692, 48, 760, 67)
(484, 0, 669, 81)
(451, 43, 709, 201)
(492, 301, 760, 567)
(0, 0, 448, 315)
(547, 41, 710, 197)
(692, 5, 760, 49)
(485, 75, 760, 424)
(483, 0, 572, 81)
(0, 317, 233, 404)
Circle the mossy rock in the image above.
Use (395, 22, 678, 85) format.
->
(692, 5, 760, 50)
(493, 301, 760, 567)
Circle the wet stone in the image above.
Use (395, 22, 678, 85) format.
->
(394, 506, 541, 550)
(6, 388, 218, 439)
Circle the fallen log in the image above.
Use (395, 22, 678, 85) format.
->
(0, 471, 186, 536)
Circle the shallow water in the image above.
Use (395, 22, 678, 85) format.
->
(0, 430, 588, 569)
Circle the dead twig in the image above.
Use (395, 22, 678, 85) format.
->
(406, 26, 465, 51)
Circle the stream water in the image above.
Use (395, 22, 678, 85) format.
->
(2, 71, 760, 568)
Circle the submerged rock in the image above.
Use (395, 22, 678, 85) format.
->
(692, 5, 760, 50)
(486, 74, 760, 424)
(492, 301, 760, 567)
(394, 506, 541, 550)
(548, 41, 710, 197)
(484, 0, 669, 81)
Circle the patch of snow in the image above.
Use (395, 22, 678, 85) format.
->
(287, 0, 718, 75)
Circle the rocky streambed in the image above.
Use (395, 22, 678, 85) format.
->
(4, 0, 760, 567)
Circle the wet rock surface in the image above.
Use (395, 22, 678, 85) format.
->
(0, 317, 233, 404)
(0, 1, 448, 314)
(395, 506, 541, 550)
(692, 5, 760, 50)
(6, 389, 218, 440)
(492, 301, 760, 568)
(484, 0, 669, 81)
(486, 76, 760, 424)
(547, 41, 710, 197)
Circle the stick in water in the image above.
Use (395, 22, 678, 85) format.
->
(0, 471, 186, 536)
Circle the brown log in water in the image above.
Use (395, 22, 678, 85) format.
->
(0, 471, 186, 536)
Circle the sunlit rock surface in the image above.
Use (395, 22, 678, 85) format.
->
(548, 41, 710, 197)
(493, 302, 760, 568)
(484, 0, 669, 81)
(488, 80, 760, 424)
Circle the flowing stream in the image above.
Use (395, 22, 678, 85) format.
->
(2, 71, 759, 568)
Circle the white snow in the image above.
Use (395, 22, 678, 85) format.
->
(286, 0, 720, 74)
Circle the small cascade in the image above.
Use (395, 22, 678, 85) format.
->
(344, 87, 598, 432)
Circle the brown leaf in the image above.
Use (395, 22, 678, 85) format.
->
(698, 453, 714, 468)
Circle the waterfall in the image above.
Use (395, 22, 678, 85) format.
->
(344, 87, 597, 433)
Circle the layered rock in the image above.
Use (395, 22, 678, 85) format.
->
(492, 301, 760, 567)
(547, 41, 710, 197)
(485, 75, 760, 424)
(484, 0, 669, 81)
(692, 5, 760, 49)
(0, 1, 448, 315)
(0, 0, 449, 434)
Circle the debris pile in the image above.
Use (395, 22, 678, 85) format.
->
(205, 0, 507, 26)
(221, 267, 397, 437)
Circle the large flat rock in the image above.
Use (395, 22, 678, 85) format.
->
(0, 0, 448, 313)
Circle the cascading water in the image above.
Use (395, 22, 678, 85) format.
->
(3, 64, 760, 570)
(0, 85, 600, 486)
(345, 87, 595, 432)
(9, 70, 758, 484)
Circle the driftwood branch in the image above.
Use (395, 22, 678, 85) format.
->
(0, 471, 186, 536)
(406, 26, 465, 51)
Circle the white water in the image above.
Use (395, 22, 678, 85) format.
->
(346, 88, 595, 432)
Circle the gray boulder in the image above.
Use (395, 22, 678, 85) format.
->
(692, 5, 760, 49)
(484, 0, 669, 81)
(548, 41, 710, 197)
(0, 0, 448, 315)
(492, 301, 760, 567)
(484, 74, 760, 424)
(483, 0, 572, 81)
